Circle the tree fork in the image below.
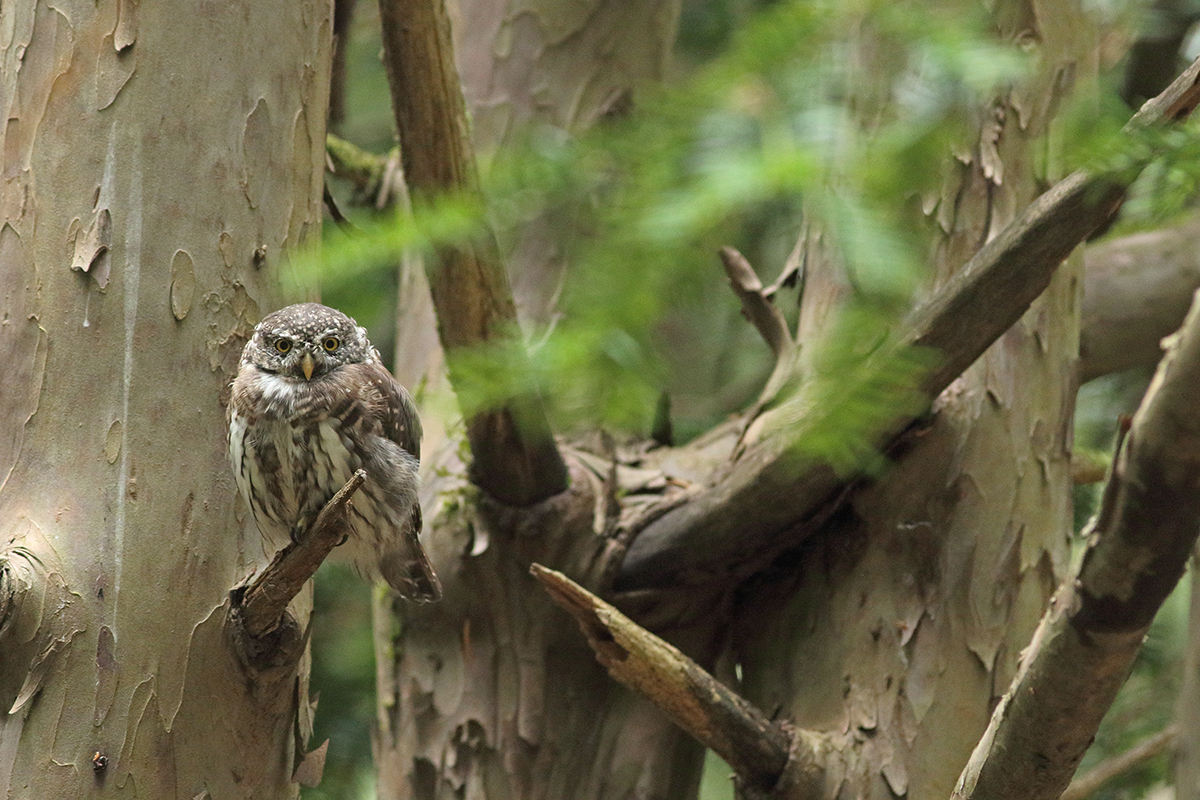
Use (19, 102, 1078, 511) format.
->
(377, 0, 568, 507)
(618, 55, 1200, 593)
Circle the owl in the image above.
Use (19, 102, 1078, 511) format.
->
(228, 302, 442, 602)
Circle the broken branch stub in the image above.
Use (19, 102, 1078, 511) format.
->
(233, 470, 366, 641)
(531, 563, 808, 796)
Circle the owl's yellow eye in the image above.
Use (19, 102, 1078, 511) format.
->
(275, 338, 293, 354)
(322, 336, 340, 352)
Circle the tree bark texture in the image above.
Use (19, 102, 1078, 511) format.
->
(373, 3, 700, 798)
(373, 453, 713, 800)
(452, 0, 681, 327)
(731, 3, 1095, 797)
(956, 286, 1200, 799)
(1081, 213, 1200, 382)
(378, 0, 568, 507)
(0, 0, 331, 796)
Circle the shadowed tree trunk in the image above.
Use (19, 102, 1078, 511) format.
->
(0, 0, 331, 796)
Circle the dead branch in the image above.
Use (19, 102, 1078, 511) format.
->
(377, 0, 568, 506)
(1060, 725, 1178, 800)
(233, 470, 365, 639)
(617, 56, 1200, 593)
(721, 246, 793, 358)
(530, 563, 826, 796)
(953, 288, 1200, 800)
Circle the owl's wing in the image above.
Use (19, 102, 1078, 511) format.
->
(353, 360, 423, 463)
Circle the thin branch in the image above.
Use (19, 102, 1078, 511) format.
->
(1060, 725, 1178, 800)
(617, 56, 1200, 593)
(377, 0, 568, 506)
(721, 246, 793, 358)
(953, 288, 1200, 800)
(234, 471, 366, 639)
(531, 564, 833, 797)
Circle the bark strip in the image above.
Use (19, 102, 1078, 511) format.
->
(376, 0, 568, 506)
(234, 470, 366, 639)
(953, 289, 1200, 800)
(531, 563, 798, 794)
(618, 56, 1200, 592)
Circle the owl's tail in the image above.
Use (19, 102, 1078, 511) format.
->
(379, 532, 443, 603)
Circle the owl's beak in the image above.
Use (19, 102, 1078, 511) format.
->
(300, 352, 315, 381)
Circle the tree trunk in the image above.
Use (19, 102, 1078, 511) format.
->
(0, 1, 331, 797)
(372, 0, 1128, 798)
(733, 3, 1095, 797)
(452, 0, 681, 326)
(374, 3, 697, 798)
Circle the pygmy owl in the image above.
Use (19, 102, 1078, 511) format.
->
(228, 302, 442, 602)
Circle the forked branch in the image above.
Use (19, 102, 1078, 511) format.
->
(618, 56, 1200, 593)
(721, 246, 793, 359)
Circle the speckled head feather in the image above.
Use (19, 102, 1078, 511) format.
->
(242, 302, 378, 381)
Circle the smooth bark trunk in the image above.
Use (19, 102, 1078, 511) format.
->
(0, 0, 331, 796)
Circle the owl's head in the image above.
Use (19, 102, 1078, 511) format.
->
(244, 303, 375, 381)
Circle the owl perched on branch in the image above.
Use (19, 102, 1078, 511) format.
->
(228, 303, 442, 602)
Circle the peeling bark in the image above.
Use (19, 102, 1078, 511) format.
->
(617, 54, 1200, 595)
(0, 0, 331, 795)
(453, 0, 680, 327)
(730, 3, 1098, 798)
(955, 289, 1200, 800)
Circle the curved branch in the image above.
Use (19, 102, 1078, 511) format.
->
(1060, 725, 1178, 800)
(954, 289, 1200, 800)
(617, 56, 1200, 592)
(377, 0, 568, 506)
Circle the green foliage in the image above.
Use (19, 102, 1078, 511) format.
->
(310, 0, 1036, 443)
(766, 306, 937, 476)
